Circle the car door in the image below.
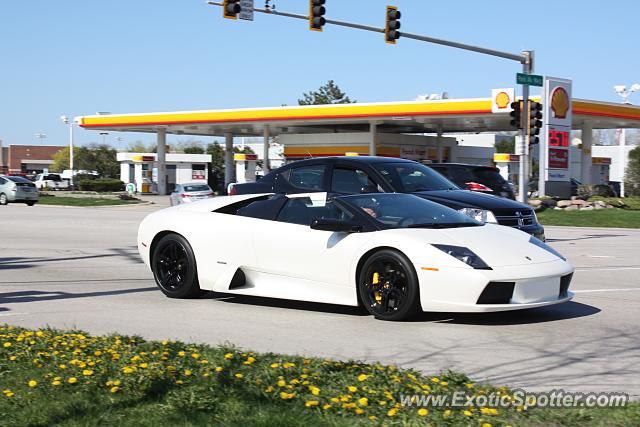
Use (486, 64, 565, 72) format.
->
(273, 163, 330, 194)
(329, 163, 384, 195)
(252, 193, 368, 288)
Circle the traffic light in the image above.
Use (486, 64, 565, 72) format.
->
(223, 0, 241, 19)
(509, 101, 522, 129)
(528, 101, 543, 145)
(309, 0, 326, 31)
(385, 6, 401, 44)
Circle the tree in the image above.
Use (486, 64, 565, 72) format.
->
(50, 145, 119, 178)
(624, 145, 640, 196)
(495, 137, 515, 154)
(206, 142, 225, 172)
(183, 145, 205, 154)
(298, 80, 354, 105)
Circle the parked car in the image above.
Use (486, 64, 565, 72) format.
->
(429, 163, 515, 199)
(33, 173, 69, 190)
(231, 156, 545, 240)
(138, 192, 573, 321)
(169, 183, 214, 206)
(0, 175, 39, 206)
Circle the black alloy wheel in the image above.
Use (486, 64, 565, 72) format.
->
(358, 249, 420, 321)
(152, 234, 203, 298)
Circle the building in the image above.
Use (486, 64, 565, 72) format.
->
(117, 152, 212, 193)
(0, 142, 65, 175)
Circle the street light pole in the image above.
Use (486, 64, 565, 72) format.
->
(613, 83, 639, 197)
(61, 116, 74, 188)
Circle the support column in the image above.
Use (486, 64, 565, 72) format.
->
(436, 127, 444, 163)
(156, 128, 167, 196)
(581, 122, 593, 184)
(369, 122, 378, 156)
(224, 132, 234, 190)
(263, 126, 271, 175)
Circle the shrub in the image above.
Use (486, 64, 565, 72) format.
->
(577, 184, 615, 198)
(78, 178, 124, 192)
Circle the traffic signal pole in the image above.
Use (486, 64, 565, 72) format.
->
(207, 1, 535, 202)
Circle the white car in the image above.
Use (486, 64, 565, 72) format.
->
(34, 173, 69, 190)
(169, 183, 214, 206)
(137, 192, 574, 321)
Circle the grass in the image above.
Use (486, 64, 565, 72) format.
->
(36, 197, 141, 207)
(0, 325, 636, 427)
(537, 209, 640, 228)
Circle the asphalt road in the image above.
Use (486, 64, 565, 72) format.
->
(1, 201, 639, 398)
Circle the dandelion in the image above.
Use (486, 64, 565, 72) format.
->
(215, 367, 223, 373)
(465, 383, 475, 389)
(279, 392, 294, 400)
(431, 377, 440, 383)
(322, 404, 332, 410)
(3, 342, 11, 348)
(357, 374, 368, 382)
(244, 356, 256, 365)
(387, 408, 398, 417)
(68, 377, 78, 384)
(348, 386, 358, 393)
(443, 409, 452, 417)
(234, 373, 243, 379)
(368, 416, 377, 421)
(440, 381, 448, 386)
(82, 369, 93, 376)
(305, 400, 319, 407)
(3, 390, 15, 398)
(178, 351, 186, 357)
(358, 397, 369, 406)
(224, 353, 234, 360)
(94, 350, 102, 356)
(191, 353, 200, 359)
(139, 363, 148, 369)
(265, 386, 274, 393)
(110, 386, 120, 393)
(184, 370, 192, 376)
(28, 380, 38, 388)
(270, 363, 280, 368)
(355, 408, 364, 415)
(277, 380, 286, 387)
(52, 380, 61, 386)
(463, 410, 472, 417)
(283, 362, 295, 368)
(309, 386, 320, 396)
(113, 380, 121, 386)
(122, 367, 134, 374)
(418, 408, 428, 416)
(9, 356, 16, 361)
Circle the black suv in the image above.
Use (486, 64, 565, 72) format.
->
(232, 157, 544, 240)
(429, 163, 515, 199)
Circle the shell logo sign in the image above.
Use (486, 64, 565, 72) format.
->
(491, 88, 515, 113)
(551, 87, 570, 119)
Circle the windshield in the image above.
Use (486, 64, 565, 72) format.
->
(473, 168, 507, 185)
(373, 162, 460, 192)
(183, 184, 211, 192)
(340, 193, 481, 229)
(44, 175, 62, 181)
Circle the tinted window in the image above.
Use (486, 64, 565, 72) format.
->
(373, 162, 459, 192)
(447, 167, 474, 184)
(286, 165, 326, 191)
(473, 168, 507, 185)
(276, 197, 352, 226)
(331, 168, 378, 194)
(340, 193, 480, 229)
(44, 175, 62, 181)
(0, 177, 6, 184)
(183, 184, 211, 192)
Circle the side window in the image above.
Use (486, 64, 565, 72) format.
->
(285, 165, 327, 191)
(448, 167, 474, 184)
(331, 168, 377, 194)
(276, 198, 353, 226)
(0, 177, 6, 185)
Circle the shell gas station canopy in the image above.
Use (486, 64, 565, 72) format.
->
(77, 97, 640, 137)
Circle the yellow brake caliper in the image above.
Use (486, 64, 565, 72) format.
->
(372, 272, 382, 304)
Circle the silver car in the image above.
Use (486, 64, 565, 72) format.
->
(169, 183, 214, 206)
(0, 175, 39, 206)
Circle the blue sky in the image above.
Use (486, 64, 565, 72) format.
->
(1, 0, 639, 148)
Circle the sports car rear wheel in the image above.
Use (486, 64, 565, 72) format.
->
(152, 234, 203, 299)
(358, 249, 420, 321)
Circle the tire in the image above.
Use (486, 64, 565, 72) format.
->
(0, 193, 7, 205)
(26, 201, 36, 206)
(152, 233, 203, 299)
(358, 249, 421, 321)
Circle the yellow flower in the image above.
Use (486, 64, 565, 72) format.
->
(113, 380, 121, 386)
(305, 400, 319, 407)
(463, 410, 472, 416)
(139, 363, 148, 369)
(106, 380, 113, 386)
(357, 374, 368, 382)
(184, 370, 192, 376)
(59, 364, 67, 369)
(358, 397, 369, 406)
(355, 408, 364, 414)
(178, 351, 186, 357)
(368, 416, 377, 421)
(309, 386, 320, 395)
(191, 353, 200, 359)
(3, 342, 11, 348)
(279, 392, 294, 400)
(224, 353, 234, 360)
(465, 383, 475, 389)
(162, 340, 169, 345)
(215, 367, 223, 372)
(234, 373, 243, 379)
(418, 408, 429, 416)
(110, 386, 120, 393)
(379, 400, 388, 406)
(277, 380, 286, 387)
(283, 362, 295, 368)
(175, 380, 184, 385)
(36, 331, 44, 337)
(440, 381, 448, 386)
(68, 377, 78, 384)
(3, 390, 15, 398)
(264, 386, 274, 393)
(52, 380, 62, 386)
(94, 350, 102, 356)
(431, 377, 440, 383)
(348, 386, 358, 393)
(28, 380, 38, 388)
(82, 369, 93, 376)
(122, 367, 134, 374)
(443, 409, 452, 417)
(387, 408, 398, 417)
(330, 397, 340, 403)
(270, 363, 280, 368)
(9, 356, 16, 361)
(322, 404, 332, 410)
(482, 424, 492, 427)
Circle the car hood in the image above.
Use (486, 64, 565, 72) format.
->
(413, 189, 530, 211)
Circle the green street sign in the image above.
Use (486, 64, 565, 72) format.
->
(517, 73, 544, 87)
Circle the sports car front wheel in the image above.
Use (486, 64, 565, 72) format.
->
(152, 233, 203, 299)
(358, 250, 420, 321)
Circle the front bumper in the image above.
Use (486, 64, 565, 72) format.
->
(417, 259, 573, 313)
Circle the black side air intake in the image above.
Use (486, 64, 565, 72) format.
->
(477, 282, 515, 304)
(559, 273, 573, 298)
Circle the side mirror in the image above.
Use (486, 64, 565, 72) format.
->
(310, 218, 362, 233)
(360, 184, 379, 194)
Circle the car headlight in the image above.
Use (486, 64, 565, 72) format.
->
(458, 208, 498, 224)
(529, 236, 566, 261)
(432, 244, 491, 269)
